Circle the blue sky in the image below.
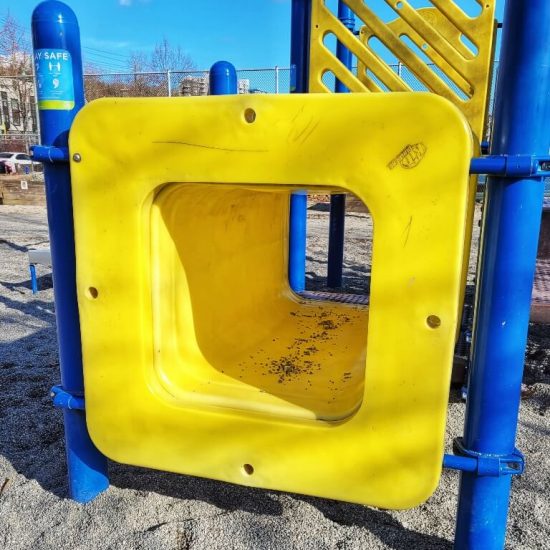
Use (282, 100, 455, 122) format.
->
(2, 0, 505, 72)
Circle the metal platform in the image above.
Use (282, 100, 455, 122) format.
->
(299, 290, 369, 305)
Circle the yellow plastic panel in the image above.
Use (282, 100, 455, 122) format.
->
(309, 0, 496, 142)
(70, 93, 473, 509)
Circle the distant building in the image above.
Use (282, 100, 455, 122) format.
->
(180, 74, 253, 96)
(0, 52, 37, 135)
(181, 75, 209, 97)
(238, 79, 250, 94)
(0, 76, 37, 135)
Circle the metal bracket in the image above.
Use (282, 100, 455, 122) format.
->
(31, 145, 69, 164)
(449, 437, 525, 477)
(51, 385, 85, 410)
(470, 154, 550, 177)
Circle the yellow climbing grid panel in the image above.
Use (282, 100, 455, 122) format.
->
(309, 0, 497, 142)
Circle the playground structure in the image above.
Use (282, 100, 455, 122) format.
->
(29, 1, 549, 549)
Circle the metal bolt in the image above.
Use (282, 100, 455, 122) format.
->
(72, 153, 82, 162)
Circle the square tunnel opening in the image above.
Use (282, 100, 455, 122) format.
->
(305, 192, 373, 298)
(151, 182, 371, 423)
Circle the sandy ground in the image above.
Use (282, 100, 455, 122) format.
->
(0, 204, 549, 550)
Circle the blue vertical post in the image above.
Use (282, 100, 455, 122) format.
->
(288, 0, 312, 292)
(209, 60, 237, 95)
(454, 1, 550, 548)
(31, 0, 109, 503)
(30, 264, 38, 294)
(327, 1, 354, 288)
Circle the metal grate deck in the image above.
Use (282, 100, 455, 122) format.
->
(298, 290, 369, 305)
(532, 258, 550, 323)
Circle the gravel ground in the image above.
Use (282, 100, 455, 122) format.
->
(1, 204, 549, 550)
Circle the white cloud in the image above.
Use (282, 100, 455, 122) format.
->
(119, 0, 152, 5)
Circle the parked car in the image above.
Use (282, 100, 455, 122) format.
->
(0, 152, 42, 175)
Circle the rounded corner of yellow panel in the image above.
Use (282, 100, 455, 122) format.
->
(84, 413, 121, 463)
(70, 97, 117, 138)
(426, 94, 474, 143)
(381, 465, 443, 511)
(404, 474, 442, 510)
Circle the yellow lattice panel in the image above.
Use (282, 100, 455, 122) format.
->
(309, 0, 496, 141)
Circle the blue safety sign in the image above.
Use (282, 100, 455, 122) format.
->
(35, 49, 75, 110)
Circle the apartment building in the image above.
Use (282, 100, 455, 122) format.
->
(0, 76, 38, 134)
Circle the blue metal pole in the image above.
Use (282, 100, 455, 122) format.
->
(327, 1, 354, 288)
(209, 60, 237, 95)
(288, 0, 312, 292)
(31, 0, 109, 503)
(454, 1, 550, 547)
(30, 264, 38, 294)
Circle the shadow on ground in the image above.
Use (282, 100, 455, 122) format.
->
(299, 496, 452, 550)
(306, 256, 371, 295)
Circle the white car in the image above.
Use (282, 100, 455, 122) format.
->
(0, 152, 41, 175)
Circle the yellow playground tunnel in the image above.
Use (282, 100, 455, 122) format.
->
(69, 92, 473, 509)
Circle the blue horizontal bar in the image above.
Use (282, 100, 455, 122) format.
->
(51, 384, 85, 410)
(31, 145, 69, 163)
(470, 154, 550, 177)
(443, 449, 524, 476)
(443, 453, 478, 473)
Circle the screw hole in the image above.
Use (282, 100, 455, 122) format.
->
(421, 43, 428, 50)
(396, 1, 403, 8)
(242, 463, 254, 476)
(244, 108, 256, 123)
(427, 315, 441, 329)
(86, 287, 99, 300)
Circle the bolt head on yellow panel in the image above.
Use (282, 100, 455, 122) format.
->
(70, 93, 473, 509)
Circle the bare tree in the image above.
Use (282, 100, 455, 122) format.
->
(128, 51, 148, 73)
(125, 51, 154, 96)
(122, 39, 196, 97)
(149, 38, 195, 72)
(0, 13, 31, 73)
(0, 12, 35, 132)
(86, 37, 197, 101)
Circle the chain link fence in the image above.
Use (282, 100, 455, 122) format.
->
(0, 68, 291, 152)
(83, 67, 293, 100)
(0, 132, 39, 153)
(0, 63, 502, 156)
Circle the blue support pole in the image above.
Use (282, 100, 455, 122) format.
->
(30, 264, 38, 294)
(327, 1, 354, 288)
(31, 0, 109, 503)
(454, 1, 550, 547)
(288, 0, 312, 292)
(209, 60, 237, 95)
